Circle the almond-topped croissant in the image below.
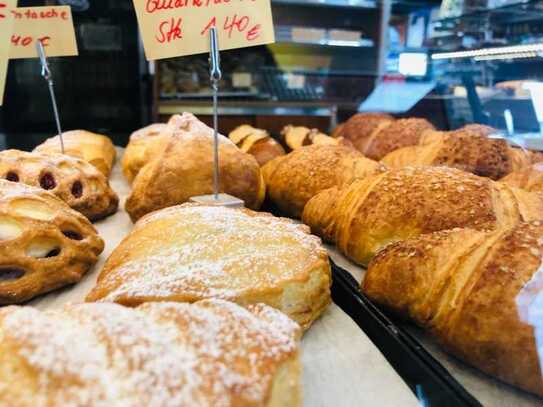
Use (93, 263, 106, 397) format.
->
(382, 127, 530, 180)
(125, 113, 265, 222)
(302, 166, 543, 266)
(281, 125, 352, 151)
(0, 180, 103, 304)
(228, 124, 285, 166)
(363, 222, 543, 396)
(34, 130, 116, 177)
(501, 162, 543, 192)
(0, 150, 118, 221)
(262, 144, 386, 218)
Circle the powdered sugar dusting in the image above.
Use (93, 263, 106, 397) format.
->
(0, 299, 300, 406)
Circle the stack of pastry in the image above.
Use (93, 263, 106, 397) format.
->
(228, 124, 285, 166)
(281, 125, 352, 151)
(263, 144, 385, 218)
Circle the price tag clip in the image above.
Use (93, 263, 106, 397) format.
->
(209, 27, 221, 200)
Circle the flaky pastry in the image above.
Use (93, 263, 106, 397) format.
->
(228, 125, 286, 166)
(0, 180, 103, 304)
(281, 125, 351, 151)
(0, 150, 118, 221)
(0, 299, 301, 406)
(501, 162, 543, 192)
(87, 204, 331, 330)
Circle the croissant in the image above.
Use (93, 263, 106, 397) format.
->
(228, 124, 286, 166)
(87, 203, 331, 331)
(262, 144, 385, 218)
(363, 222, 543, 396)
(302, 166, 543, 266)
(281, 125, 352, 151)
(501, 163, 543, 192)
(0, 299, 301, 405)
(34, 130, 116, 177)
(340, 112, 394, 154)
(382, 128, 530, 180)
(125, 113, 265, 222)
(0, 180, 103, 304)
(0, 150, 118, 221)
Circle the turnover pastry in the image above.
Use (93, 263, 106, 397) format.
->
(0, 299, 301, 406)
(87, 204, 331, 330)
(302, 166, 543, 266)
(228, 124, 286, 166)
(262, 144, 385, 218)
(501, 163, 543, 192)
(364, 222, 543, 396)
(0, 180, 103, 304)
(0, 150, 118, 221)
(125, 113, 265, 222)
(281, 125, 352, 150)
(382, 127, 529, 180)
(34, 130, 116, 177)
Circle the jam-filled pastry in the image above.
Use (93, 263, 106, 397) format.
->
(0, 180, 104, 304)
(34, 130, 116, 177)
(0, 150, 118, 221)
(0, 300, 302, 406)
(87, 204, 331, 331)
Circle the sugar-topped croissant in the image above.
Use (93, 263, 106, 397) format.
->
(382, 126, 530, 180)
(363, 222, 543, 396)
(0, 180, 104, 304)
(302, 166, 543, 266)
(0, 150, 118, 221)
(125, 113, 265, 222)
(262, 144, 386, 218)
(34, 130, 116, 177)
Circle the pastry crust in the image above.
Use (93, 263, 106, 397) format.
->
(363, 222, 543, 396)
(262, 144, 386, 218)
(87, 204, 331, 331)
(340, 112, 395, 155)
(0, 299, 302, 406)
(125, 114, 265, 222)
(501, 162, 543, 192)
(34, 130, 116, 178)
(228, 125, 286, 166)
(0, 150, 118, 221)
(0, 180, 104, 304)
(281, 125, 351, 151)
(302, 166, 543, 266)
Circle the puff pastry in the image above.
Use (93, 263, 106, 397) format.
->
(0, 299, 301, 406)
(228, 125, 286, 166)
(262, 144, 385, 218)
(0, 150, 118, 221)
(87, 204, 331, 330)
(34, 130, 116, 177)
(125, 113, 265, 222)
(281, 125, 351, 150)
(0, 180, 104, 304)
(302, 166, 543, 265)
(340, 112, 395, 155)
(501, 162, 543, 192)
(364, 222, 543, 396)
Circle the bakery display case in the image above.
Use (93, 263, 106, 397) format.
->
(1, 0, 543, 406)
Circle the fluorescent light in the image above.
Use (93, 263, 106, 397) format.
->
(473, 51, 539, 61)
(431, 43, 543, 60)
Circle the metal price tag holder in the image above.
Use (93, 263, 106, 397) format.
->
(36, 40, 65, 154)
(190, 27, 244, 208)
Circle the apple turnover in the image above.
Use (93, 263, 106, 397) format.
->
(0, 299, 301, 406)
(87, 204, 331, 330)
(0, 180, 104, 304)
(0, 150, 118, 221)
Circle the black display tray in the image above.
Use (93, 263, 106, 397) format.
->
(331, 260, 482, 407)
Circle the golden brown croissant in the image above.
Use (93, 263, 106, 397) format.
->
(0, 180, 103, 304)
(262, 144, 385, 218)
(0, 150, 118, 221)
(125, 113, 265, 222)
(340, 112, 395, 154)
(281, 125, 351, 151)
(0, 299, 302, 405)
(501, 163, 543, 192)
(228, 124, 286, 166)
(363, 222, 543, 396)
(382, 129, 530, 180)
(87, 203, 331, 331)
(302, 166, 543, 266)
(34, 130, 116, 177)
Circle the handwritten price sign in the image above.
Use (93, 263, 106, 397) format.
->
(0, 0, 17, 105)
(9, 6, 78, 59)
(132, 0, 275, 60)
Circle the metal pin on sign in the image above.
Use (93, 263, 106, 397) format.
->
(209, 26, 222, 200)
(36, 40, 65, 154)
